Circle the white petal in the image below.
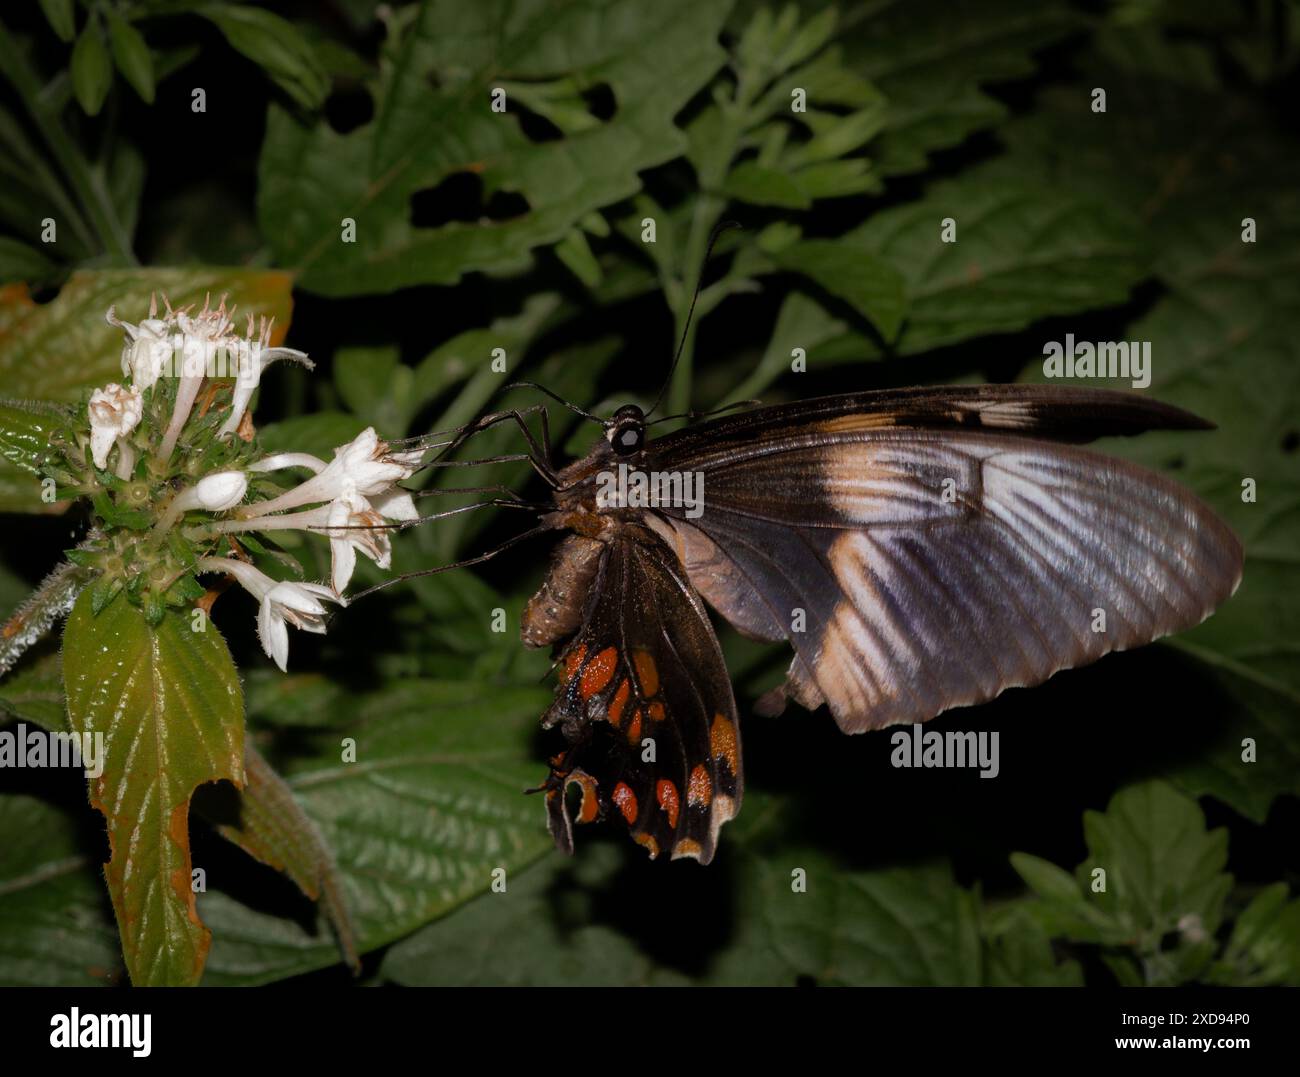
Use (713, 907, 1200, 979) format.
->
(257, 598, 290, 672)
(372, 488, 419, 521)
(331, 536, 356, 593)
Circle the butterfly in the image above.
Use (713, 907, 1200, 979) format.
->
(413, 382, 1242, 865)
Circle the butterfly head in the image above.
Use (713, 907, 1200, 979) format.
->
(605, 404, 645, 456)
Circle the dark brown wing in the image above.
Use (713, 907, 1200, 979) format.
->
(531, 526, 741, 864)
(642, 387, 1243, 733)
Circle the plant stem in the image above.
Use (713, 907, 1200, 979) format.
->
(0, 18, 137, 265)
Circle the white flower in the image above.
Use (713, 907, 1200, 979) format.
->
(107, 303, 174, 391)
(155, 471, 247, 530)
(371, 487, 419, 521)
(325, 484, 393, 592)
(87, 383, 143, 469)
(191, 471, 248, 511)
(240, 427, 424, 518)
(218, 335, 313, 438)
(196, 557, 340, 672)
(258, 582, 338, 672)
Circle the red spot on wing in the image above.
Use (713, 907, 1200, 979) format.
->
(607, 679, 631, 728)
(580, 646, 618, 699)
(611, 782, 638, 824)
(656, 780, 680, 829)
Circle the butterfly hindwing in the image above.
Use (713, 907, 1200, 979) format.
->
(535, 526, 741, 864)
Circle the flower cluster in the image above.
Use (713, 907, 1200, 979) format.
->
(64, 295, 425, 670)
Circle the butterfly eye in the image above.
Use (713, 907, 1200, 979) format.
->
(613, 422, 643, 455)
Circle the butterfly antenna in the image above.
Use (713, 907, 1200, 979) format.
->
(502, 381, 604, 425)
(646, 398, 763, 427)
(646, 219, 742, 420)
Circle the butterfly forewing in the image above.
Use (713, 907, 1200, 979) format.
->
(644, 399, 1243, 733)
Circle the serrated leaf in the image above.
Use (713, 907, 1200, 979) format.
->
(844, 167, 1145, 355)
(0, 796, 123, 986)
(63, 591, 245, 986)
(195, 742, 358, 970)
(0, 268, 294, 402)
(196, 678, 553, 984)
(768, 239, 906, 341)
(383, 808, 983, 986)
(258, 0, 731, 295)
(844, 0, 1082, 175)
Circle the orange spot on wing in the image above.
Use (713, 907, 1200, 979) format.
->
(626, 708, 642, 744)
(633, 832, 660, 859)
(580, 646, 618, 699)
(656, 780, 680, 829)
(632, 649, 660, 697)
(648, 701, 665, 722)
(687, 765, 712, 808)
(674, 838, 703, 859)
(561, 643, 587, 684)
(710, 713, 738, 775)
(607, 679, 631, 728)
(574, 773, 599, 824)
(612, 782, 638, 824)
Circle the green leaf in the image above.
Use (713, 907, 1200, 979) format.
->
(38, 0, 76, 44)
(333, 346, 411, 436)
(384, 819, 984, 986)
(200, 3, 329, 110)
(197, 679, 553, 984)
(1208, 884, 1300, 987)
(0, 399, 75, 513)
(844, 0, 1082, 175)
(195, 742, 358, 971)
(106, 14, 156, 104)
(554, 226, 603, 288)
(983, 906, 1084, 986)
(258, 0, 732, 295)
(721, 160, 812, 209)
(0, 796, 124, 986)
(0, 648, 64, 728)
(720, 289, 849, 404)
(0, 237, 59, 284)
(0, 268, 295, 402)
(70, 18, 112, 117)
(62, 591, 245, 986)
(1016, 781, 1232, 985)
(844, 167, 1146, 355)
(768, 239, 906, 341)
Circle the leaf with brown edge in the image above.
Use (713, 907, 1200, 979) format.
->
(194, 741, 360, 972)
(0, 267, 295, 402)
(62, 590, 244, 987)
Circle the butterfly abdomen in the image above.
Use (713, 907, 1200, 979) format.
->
(521, 532, 604, 649)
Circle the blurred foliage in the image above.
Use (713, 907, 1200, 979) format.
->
(0, 0, 1297, 986)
